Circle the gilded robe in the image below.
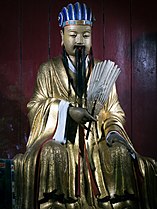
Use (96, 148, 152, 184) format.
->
(14, 57, 157, 209)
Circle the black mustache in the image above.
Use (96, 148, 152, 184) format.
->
(74, 46, 85, 57)
(74, 45, 85, 50)
(75, 45, 85, 59)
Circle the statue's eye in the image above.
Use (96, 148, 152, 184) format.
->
(70, 33, 77, 38)
(83, 33, 90, 38)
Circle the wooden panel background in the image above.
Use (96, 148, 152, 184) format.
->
(0, 0, 156, 159)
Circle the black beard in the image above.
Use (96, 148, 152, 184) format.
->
(74, 45, 86, 70)
(62, 45, 94, 99)
(75, 46, 86, 98)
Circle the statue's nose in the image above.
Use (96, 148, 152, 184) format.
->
(76, 34, 84, 45)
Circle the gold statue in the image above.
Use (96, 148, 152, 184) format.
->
(14, 2, 157, 209)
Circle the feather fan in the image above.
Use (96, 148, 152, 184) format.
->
(87, 60, 121, 116)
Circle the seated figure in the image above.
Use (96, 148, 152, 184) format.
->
(14, 2, 157, 209)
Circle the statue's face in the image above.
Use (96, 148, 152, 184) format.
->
(61, 25, 92, 60)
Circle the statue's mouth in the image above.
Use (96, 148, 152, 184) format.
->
(74, 45, 85, 50)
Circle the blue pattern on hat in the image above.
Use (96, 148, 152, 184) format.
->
(58, 2, 95, 27)
(68, 4, 75, 20)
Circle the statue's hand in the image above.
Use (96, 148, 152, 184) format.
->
(68, 107, 96, 124)
(106, 131, 136, 159)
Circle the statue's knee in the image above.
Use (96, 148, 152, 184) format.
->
(40, 141, 68, 175)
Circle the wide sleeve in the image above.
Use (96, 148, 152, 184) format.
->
(100, 83, 131, 143)
(26, 61, 61, 148)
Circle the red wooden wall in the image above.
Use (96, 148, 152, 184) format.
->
(0, 0, 156, 159)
